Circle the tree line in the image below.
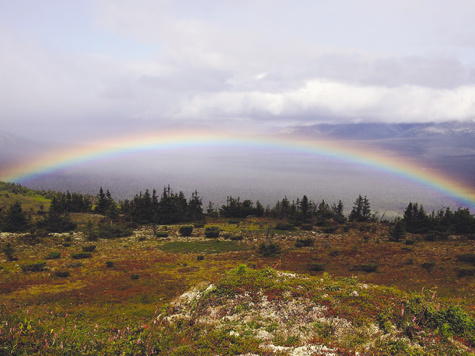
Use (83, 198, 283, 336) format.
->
(1, 184, 474, 236)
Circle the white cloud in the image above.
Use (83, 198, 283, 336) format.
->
(1, 0, 475, 140)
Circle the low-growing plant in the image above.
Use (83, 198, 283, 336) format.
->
(322, 226, 338, 234)
(351, 263, 378, 273)
(456, 253, 475, 265)
(2, 242, 17, 261)
(193, 222, 205, 228)
(54, 270, 70, 278)
(155, 231, 169, 238)
(422, 261, 435, 272)
(21, 262, 47, 272)
(62, 242, 72, 247)
(131, 274, 139, 280)
(230, 235, 243, 241)
(82, 245, 96, 252)
(295, 237, 314, 248)
(456, 266, 475, 277)
(106, 261, 114, 268)
(204, 226, 220, 238)
(275, 222, 294, 230)
(44, 251, 61, 259)
(71, 252, 92, 259)
(179, 225, 193, 236)
(300, 223, 313, 231)
(197, 255, 205, 261)
(307, 262, 325, 271)
(257, 241, 282, 257)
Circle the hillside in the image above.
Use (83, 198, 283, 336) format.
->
(1, 215, 475, 355)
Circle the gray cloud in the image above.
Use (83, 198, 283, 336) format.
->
(1, 0, 475, 141)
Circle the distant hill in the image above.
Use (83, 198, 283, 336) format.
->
(278, 121, 475, 140)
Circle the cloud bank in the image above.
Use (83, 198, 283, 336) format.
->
(1, 0, 475, 140)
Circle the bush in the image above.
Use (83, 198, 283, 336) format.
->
(197, 255, 205, 261)
(131, 274, 139, 280)
(275, 222, 294, 231)
(156, 231, 169, 238)
(295, 238, 314, 248)
(2, 242, 16, 261)
(179, 225, 193, 236)
(54, 270, 70, 278)
(300, 223, 313, 231)
(204, 226, 220, 238)
(456, 253, 475, 265)
(307, 263, 325, 271)
(322, 226, 338, 234)
(351, 263, 378, 273)
(258, 242, 282, 257)
(457, 267, 475, 278)
(82, 245, 96, 252)
(71, 252, 92, 259)
(21, 262, 47, 273)
(194, 222, 205, 228)
(45, 251, 61, 260)
(106, 261, 114, 268)
(230, 235, 243, 241)
(97, 223, 133, 239)
(421, 261, 435, 272)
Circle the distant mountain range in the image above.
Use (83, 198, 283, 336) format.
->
(279, 121, 475, 186)
(278, 121, 475, 140)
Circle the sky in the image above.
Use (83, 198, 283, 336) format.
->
(1, 0, 475, 141)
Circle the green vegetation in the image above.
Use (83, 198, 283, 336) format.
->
(160, 240, 248, 254)
(178, 225, 193, 236)
(0, 182, 474, 354)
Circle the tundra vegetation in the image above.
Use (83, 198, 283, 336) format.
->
(0, 181, 474, 355)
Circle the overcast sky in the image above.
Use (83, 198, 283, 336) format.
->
(1, 0, 475, 141)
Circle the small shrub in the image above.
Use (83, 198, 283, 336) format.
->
(62, 242, 72, 247)
(197, 255, 205, 261)
(45, 251, 61, 260)
(343, 225, 350, 232)
(456, 253, 475, 265)
(329, 250, 340, 257)
(156, 231, 169, 238)
(54, 270, 70, 278)
(2, 242, 16, 261)
(404, 239, 414, 245)
(204, 226, 220, 238)
(275, 222, 294, 231)
(422, 261, 435, 272)
(230, 235, 243, 241)
(300, 223, 313, 231)
(193, 222, 205, 228)
(258, 242, 282, 257)
(351, 263, 378, 273)
(82, 245, 96, 252)
(295, 238, 314, 248)
(106, 261, 114, 268)
(131, 274, 139, 280)
(457, 267, 475, 278)
(322, 226, 338, 234)
(71, 252, 92, 259)
(307, 263, 325, 271)
(21, 262, 47, 273)
(179, 225, 193, 237)
(228, 219, 240, 225)
(363, 235, 370, 242)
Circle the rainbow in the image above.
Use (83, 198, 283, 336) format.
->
(1, 130, 474, 208)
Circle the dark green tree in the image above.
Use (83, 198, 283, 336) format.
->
(390, 219, 406, 242)
(1, 201, 29, 232)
